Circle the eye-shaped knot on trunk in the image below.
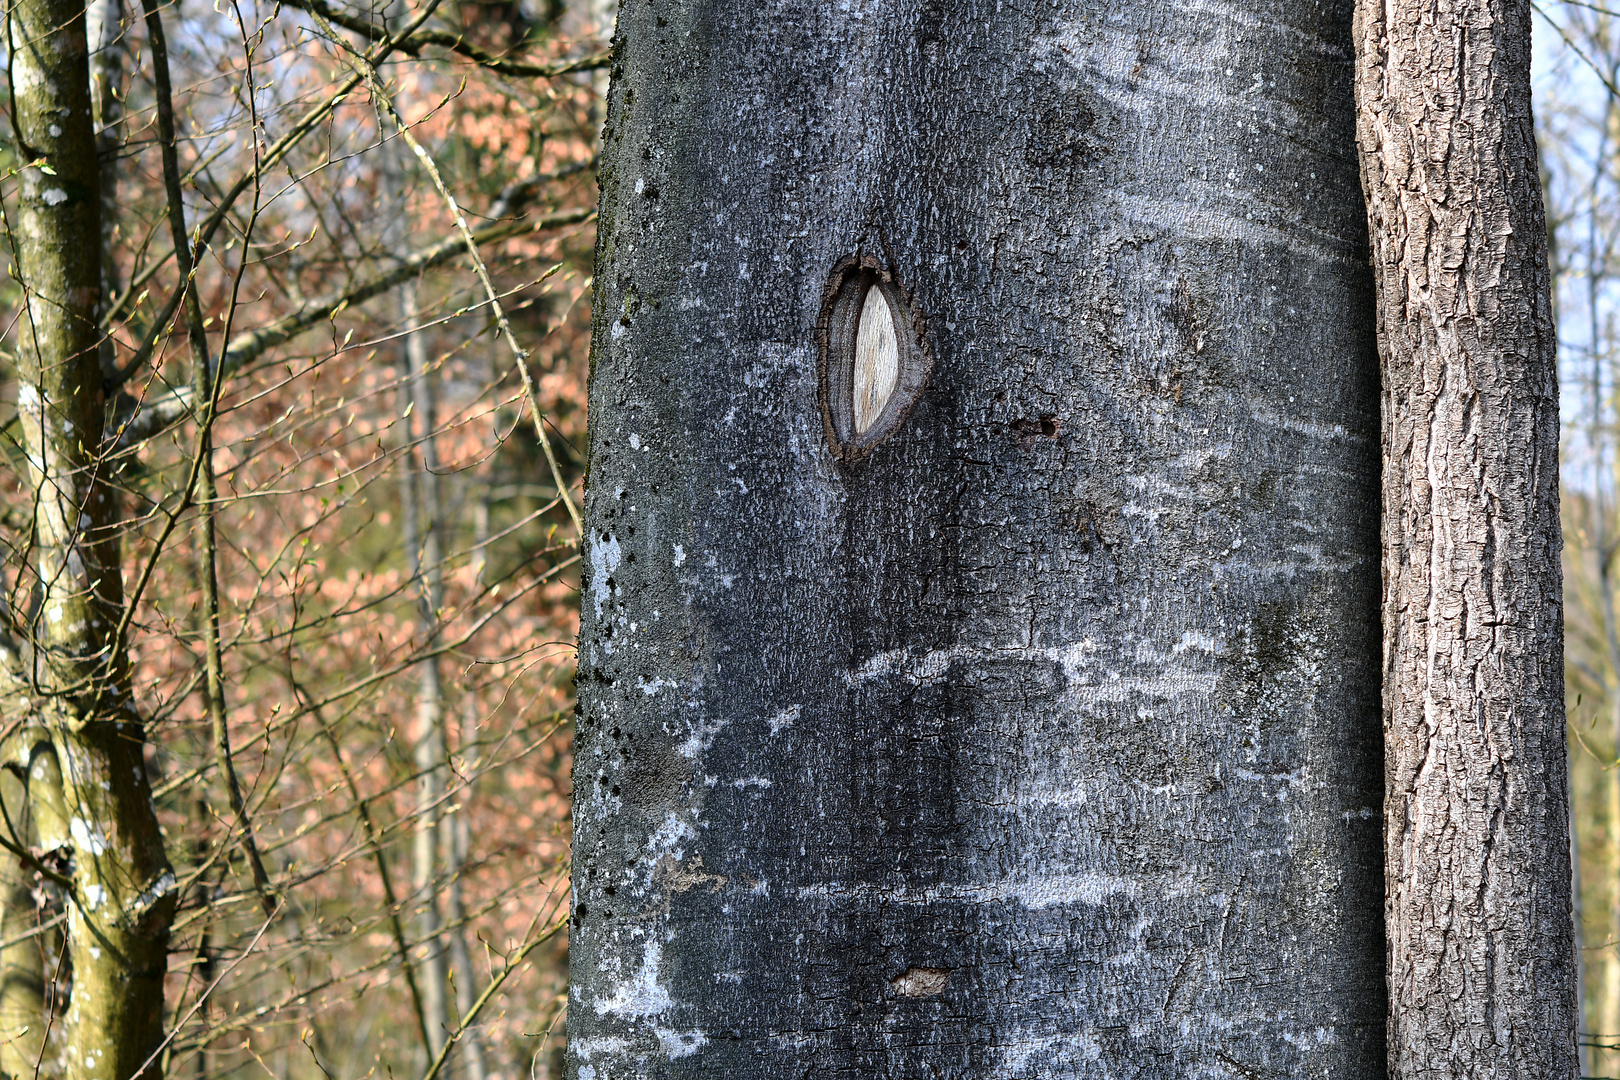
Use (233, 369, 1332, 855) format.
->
(817, 255, 931, 463)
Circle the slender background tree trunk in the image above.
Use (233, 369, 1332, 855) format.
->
(1353, 0, 1578, 1074)
(572, 0, 1387, 1074)
(397, 293, 450, 1062)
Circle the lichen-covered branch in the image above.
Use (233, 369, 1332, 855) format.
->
(7, 0, 176, 1074)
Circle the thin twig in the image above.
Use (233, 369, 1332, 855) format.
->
(357, 63, 583, 536)
(278, 0, 610, 80)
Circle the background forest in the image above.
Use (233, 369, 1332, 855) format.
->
(1542, 2, 1620, 1076)
(0, 0, 604, 1075)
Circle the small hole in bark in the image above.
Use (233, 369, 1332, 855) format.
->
(890, 966, 951, 997)
(818, 255, 932, 463)
(1012, 414, 1063, 449)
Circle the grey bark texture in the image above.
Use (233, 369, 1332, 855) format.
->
(573, 0, 1388, 1076)
(1352, 0, 1577, 1075)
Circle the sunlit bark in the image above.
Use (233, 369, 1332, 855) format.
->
(1354, 0, 1578, 1071)
(6, 0, 176, 1074)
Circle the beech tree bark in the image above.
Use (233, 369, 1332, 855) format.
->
(1353, 0, 1577, 1074)
(572, 0, 1390, 1076)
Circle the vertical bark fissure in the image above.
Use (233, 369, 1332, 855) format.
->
(0, 757, 47, 1080)
(1353, 0, 1579, 1073)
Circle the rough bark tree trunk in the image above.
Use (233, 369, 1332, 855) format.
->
(571, 0, 1386, 1075)
(1352, 0, 1578, 1074)
(5, 0, 177, 1075)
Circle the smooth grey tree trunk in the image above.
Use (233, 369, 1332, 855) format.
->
(573, 1, 1386, 1075)
(1352, 0, 1577, 1074)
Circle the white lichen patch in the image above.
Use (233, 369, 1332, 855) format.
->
(1173, 630, 1219, 654)
(588, 531, 622, 619)
(643, 813, 696, 870)
(768, 704, 800, 734)
(41, 188, 67, 206)
(655, 1027, 708, 1059)
(70, 817, 107, 856)
(134, 870, 176, 912)
(677, 716, 728, 758)
(572, 1035, 630, 1060)
(593, 940, 675, 1019)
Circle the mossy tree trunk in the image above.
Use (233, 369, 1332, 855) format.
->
(2, 0, 177, 1076)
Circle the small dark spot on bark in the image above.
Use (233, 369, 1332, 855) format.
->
(1023, 84, 1106, 174)
(1011, 414, 1062, 449)
(619, 742, 694, 809)
(1071, 501, 1108, 549)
